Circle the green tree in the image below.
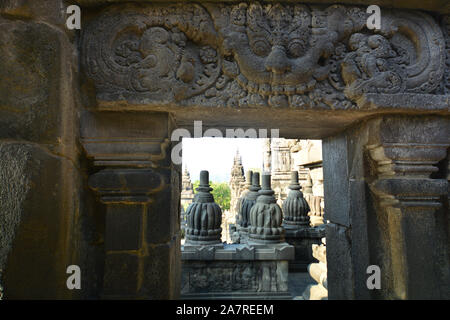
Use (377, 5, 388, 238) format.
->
(211, 182, 231, 211)
(192, 180, 231, 211)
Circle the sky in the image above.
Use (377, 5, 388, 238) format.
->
(182, 138, 264, 182)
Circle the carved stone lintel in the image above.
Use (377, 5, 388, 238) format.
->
(81, 3, 446, 110)
(83, 110, 180, 299)
(185, 171, 223, 245)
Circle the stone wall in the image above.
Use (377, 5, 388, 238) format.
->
(324, 116, 449, 299)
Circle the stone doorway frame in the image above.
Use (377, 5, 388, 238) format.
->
(77, 1, 449, 300)
(83, 111, 449, 299)
(1, 0, 448, 300)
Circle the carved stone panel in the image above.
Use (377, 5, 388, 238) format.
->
(81, 3, 447, 110)
(181, 260, 289, 295)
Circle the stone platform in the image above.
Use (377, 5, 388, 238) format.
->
(284, 225, 326, 272)
(181, 243, 294, 300)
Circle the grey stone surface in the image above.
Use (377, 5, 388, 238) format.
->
(81, 3, 445, 107)
(366, 116, 450, 299)
(0, 18, 78, 157)
(323, 134, 350, 226)
(75, 0, 450, 14)
(142, 236, 181, 299)
(326, 223, 354, 300)
(146, 168, 179, 244)
(103, 253, 140, 297)
(0, 0, 70, 27)
(289, 272, 315, 299)
(322, 123, 373, 299)
(1, 143, 82, 299)
(81, 111, 170, 167)
(105, 204, 143, 251)
(89, 168, 165, 203)
(77, 2, 448, 139)
(182, 242, 294, 298)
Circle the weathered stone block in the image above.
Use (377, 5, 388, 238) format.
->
(325, 223, 354, 300)
(284, 226, 325, 272)
(1, 142, 80, 299)
(105, 204, 143, 251)
(89, 168, 164, 203)
(181, 260, 291, 299)
(181, 243, 294, 299)
(142, 236, 180, 299)
(0, 19, 76, 154)
(323, 134, 350, 226)
(146, 168, 179, 244)
(0, 0, 68, 27)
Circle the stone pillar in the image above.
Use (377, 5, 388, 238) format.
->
(185, 170, 223, 245)
(89, 168, 178, 298)
(237, 172, 261, 244)
(282, 171, 311, 228)
(366, 116, 450, 299)
(324, 115, 450, 300)
(249, 174, 285, 244)
(83, 111, 181, 299)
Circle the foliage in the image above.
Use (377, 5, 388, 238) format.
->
(192, 180, 231, 211)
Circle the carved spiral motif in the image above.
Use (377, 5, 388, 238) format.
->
(82, 2, 446, 109)
(82, 4, 221, 102)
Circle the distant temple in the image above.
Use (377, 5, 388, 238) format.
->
(229, 149, 246, 217)
(229, 139, 325, 228)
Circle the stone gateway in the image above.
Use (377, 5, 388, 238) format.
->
(0, 0, 448, 300)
